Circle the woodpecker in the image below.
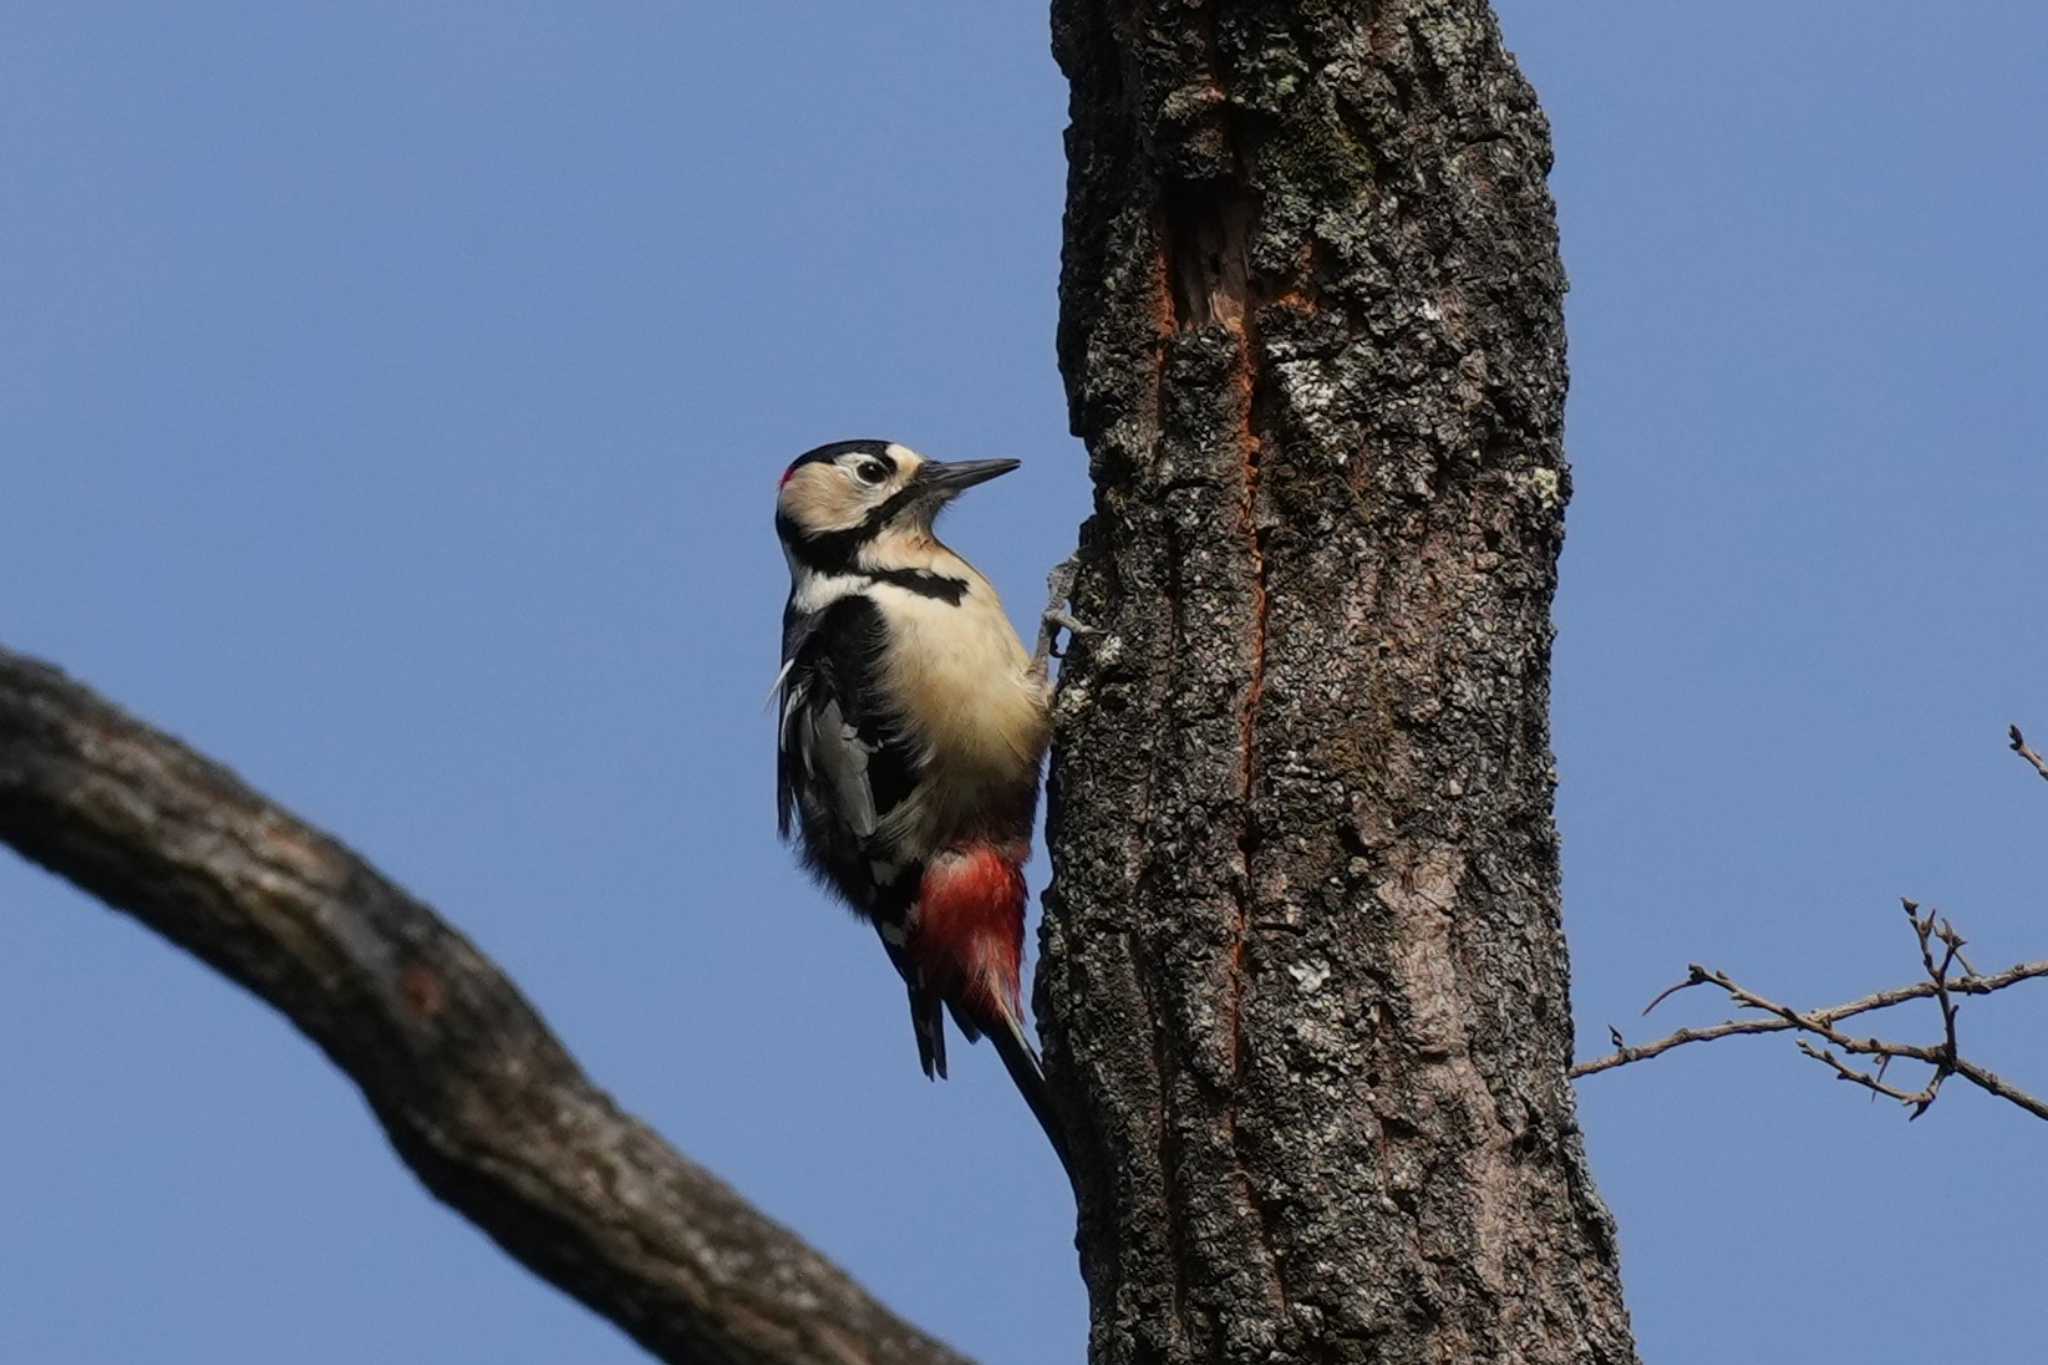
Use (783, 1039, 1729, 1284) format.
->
(773, 438, 1067, 1165)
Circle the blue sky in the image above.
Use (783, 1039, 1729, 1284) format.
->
(3, 6, 2044, 1363)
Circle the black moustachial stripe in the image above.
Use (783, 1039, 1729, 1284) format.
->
(776, 440, 903, 570)
(861, 567, 968, 604)
(776, 512, 861, 573)
(775, 468, 948, 576)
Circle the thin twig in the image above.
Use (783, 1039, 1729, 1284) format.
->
(1905, 903, 1961, 1102)
(1576, 725, 2048, 1127)
(1798, 1042, 1935, 1110)
(1949, 1056, 2048, 1122)
(1581, 949, 2048, 1121)
(1570, 958, 2048, 1078)
(2012, 724, 2048, 783)
(1640, 970, 1708, 1017)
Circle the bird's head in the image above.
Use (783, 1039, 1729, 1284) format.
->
(775, 440, 1017, 572)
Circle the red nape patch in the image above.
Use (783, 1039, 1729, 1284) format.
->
(779, 466, 796, 488)
(912, 844, 1028, 1031)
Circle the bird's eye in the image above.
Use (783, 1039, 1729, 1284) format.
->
(855, 460, 889, 485)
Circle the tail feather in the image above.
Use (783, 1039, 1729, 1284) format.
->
(985, 1005, 1073, 1184)
(943, 998, 984, 1044)
(897, 843, 1074, 1181)
(875, 920, 949, 1080)
(910, 983, 948, 1080)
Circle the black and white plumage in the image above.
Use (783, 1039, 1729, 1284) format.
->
(773, 439, 1065, 1166)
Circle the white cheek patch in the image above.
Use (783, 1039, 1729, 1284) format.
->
(780, 465, 867, 532)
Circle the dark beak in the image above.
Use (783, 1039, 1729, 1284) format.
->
(916, 458, 1020, 498)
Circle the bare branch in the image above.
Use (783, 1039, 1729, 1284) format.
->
(1576, 720, 2048, 1127)
(1640, 969, 1709, 1016)
(1949, 1055, 2048, 1123)
(1570, 958, 2048, 1078)
(1577, 942, 2048, 1121)
(2012, 725, 2048, 784)
(0, 646, 972, 1365)
(1797, 1042, 1936, 1110)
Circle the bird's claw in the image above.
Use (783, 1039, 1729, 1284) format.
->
(1039, 609, 1096, 660)
(1033, 555, 1093, 667)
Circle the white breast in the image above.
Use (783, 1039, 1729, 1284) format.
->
(869, 563, 1050, 849)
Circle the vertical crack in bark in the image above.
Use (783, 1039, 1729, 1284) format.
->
(1230, 394, 1287, 1327)
(1225, 226, 1280, 1326)
(1154, 503, 1197, 1362)
(1204, 15, 1283, 1321)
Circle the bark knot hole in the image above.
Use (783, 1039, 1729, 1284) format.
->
(1162, 183, 1253, 332)
(400, 962, 447, 1021)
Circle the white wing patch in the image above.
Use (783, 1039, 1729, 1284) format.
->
(779, 678, 807, 756)
(764, 657, 797, 712)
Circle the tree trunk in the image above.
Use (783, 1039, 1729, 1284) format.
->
(1039, 3, 1637, 1362)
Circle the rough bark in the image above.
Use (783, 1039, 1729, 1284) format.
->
(0, 648, 971, 1365)
(1039, 3, 1636, 1362)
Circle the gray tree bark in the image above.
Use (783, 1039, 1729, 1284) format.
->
(1037, 2, 1638, 1362)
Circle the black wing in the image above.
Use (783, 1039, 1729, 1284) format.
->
(775, 598, 821, 841)
(776, 594, 947, 1075)
(776, 594, 919, 896)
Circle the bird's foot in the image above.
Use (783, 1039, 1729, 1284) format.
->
(1033, 555, 1095, 667)
(1039, 609, 1096, 660)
